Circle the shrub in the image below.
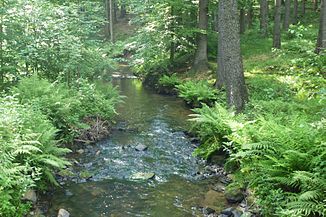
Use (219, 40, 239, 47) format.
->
(12, 76, 120, 142)
(176, 80, 219, 107)
(190, 99, 326, 216)
(0, 96, 70, 217)
(158, 74, 181, 89)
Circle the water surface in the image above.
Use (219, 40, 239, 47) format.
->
(44, 67, 226, 216)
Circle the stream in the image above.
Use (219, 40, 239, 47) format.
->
(43, 66, 227, 217)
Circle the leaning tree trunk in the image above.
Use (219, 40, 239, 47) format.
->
(260, 0, 269, 37)
(218, 0, 248, 112)
(316, 0, 326, 53)
(284, 0, 291, 31)
(273, 0, 282, 48)
(240, 8, 246, 34)
(293, 0, 299, 24)
(192, 0, 209, 72)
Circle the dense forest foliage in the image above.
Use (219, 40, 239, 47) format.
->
(0, 0, 325, 216)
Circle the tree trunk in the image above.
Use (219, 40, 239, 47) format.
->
(314, 0, 319, 11)
(240, 8, 246, 34)
(109, 0, 114, 42)
(293, 0, 299, 24)
(192, 0, 209, 72)
(120, 3, 127, 18)
(247, 6, 254, 29)
(170, 5, 175, 64)
(113, 0, 118, 22)
(260, 0, 269, 37)
(105, 0, 110, 40)
(301, 0, 306, 16)
(0, 11, 3, 85)
(213, 10, 219, 32)
(284, 0, 291, 31)
(316, 0, 326, 53)
(273, 0, 282, 48)
(218, 0, 248, 112)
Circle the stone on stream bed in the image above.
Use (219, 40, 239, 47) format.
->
(57, 208, 70, 217)
(22, 190, 37, 204)
(130, 172, 155, 180)
(79, 171, 93, 179)
(220, 207, 242, 217)
(58, 169, 75, 178)
(134, 144, 148, 151)
(224, 183, 245, 203)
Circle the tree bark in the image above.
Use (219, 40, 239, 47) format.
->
(240, 8, 246, 34)
(218, 0, 248, 112)
(273, 0, 282, 48)
(314, 0, 319, 11)
(316, 0, 326, 53)
(284, 0, 291, 31)
(192, 0, 209, 72)
(293, 0, 299, 24)
(109, 0, 114, 42)
(260, 0, 269, 37)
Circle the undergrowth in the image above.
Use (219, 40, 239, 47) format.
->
(0, 75, 121, 216)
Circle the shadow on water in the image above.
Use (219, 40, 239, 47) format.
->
(44, 67, 227, 216)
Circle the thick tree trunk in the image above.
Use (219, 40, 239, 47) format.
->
(240, 8, 246, 34)
(301, 0, 306, 16)
(260, 0, 269, 37)
(293, 0, 299, 24)
(316, 0, 326, 53)
(284, 0, 291, 31)
(192, 0, 209, 72)
(109, 0, 114, 42)
(218, 0, 248, 112)
(273, 0, 282, 48)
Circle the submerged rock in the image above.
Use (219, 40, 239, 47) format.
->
(201, 190, 227, 213)
(221, 207, 242, 217)
(135, 144, 148, 151)
(203, 207, 216, 215)
(58, 169, 75, 178)
(76, 149, 85, 154)
(80, 171, 93, 179)
(22, 190, 37, 203)
(224, 184, 244, 203)
(130, 172, 155, 180)
(57, 208, 70, 217)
